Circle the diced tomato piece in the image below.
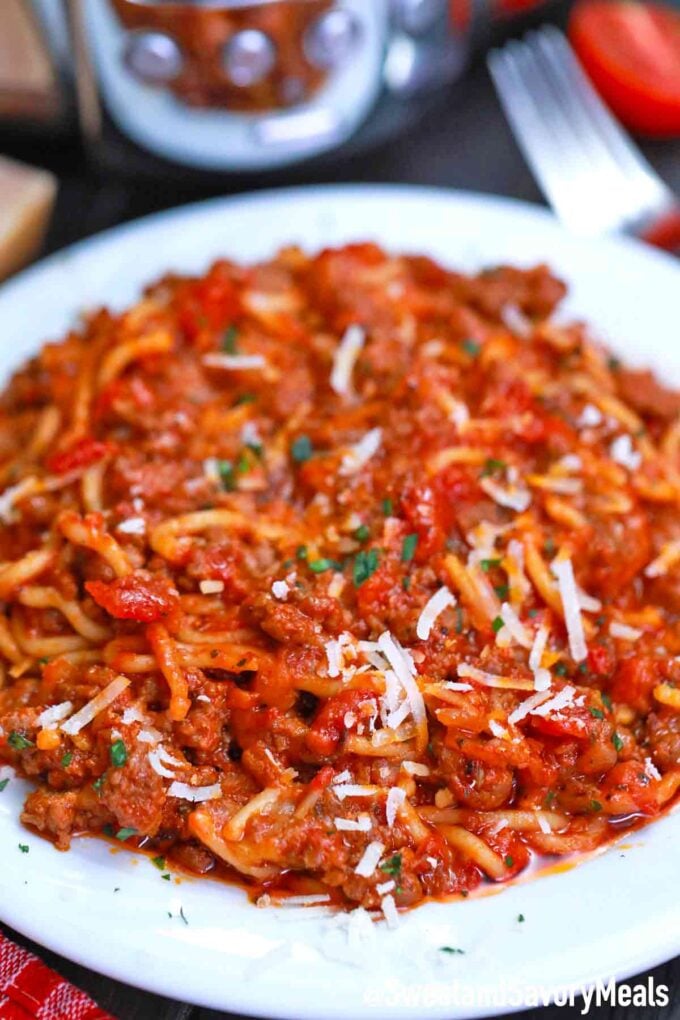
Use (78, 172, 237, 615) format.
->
(601, 761, 659, 815)
(306, 690, 376, 756)
(46, 437, 113, 475)
(177, 264, 241, 341)
(588, 644, 615, 677)
(400, 482, 449, 561)
(86, 574, 179, 622)
(609, 656, 663, 714)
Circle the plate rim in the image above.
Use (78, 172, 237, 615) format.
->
(0, 183, 679, 1019)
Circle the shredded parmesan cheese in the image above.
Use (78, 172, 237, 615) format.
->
(148, 747, 177, 778)
(457, 663, 534, 691)
(498, 602, 532, 648)
(167, 781, 221, 802)
(60, 676, 130, 735)
(271, 579, 289, 600)
(416, 586, 456, 640)
(377, 631, 425, 725)
(609, 621, 643, 641)
(333, 784, 377, 801)
(529, 622, 549, 673)
(385, 787, 406, 828)
(381, 893, 399, 928)
(511, 685, 576, 725)
(37, 702, 73, 728)
(480, 476, 531, 513)
(117, 517, 146, 535)
(203, 353, 266, 371)
(551, 556, 588, 662)
(354, 840, 385, 877)
(577, 403, 603, 428)
(335, 814, 372, 833)
(331, 324, 365, 397)
(340, 428, 382, 476)
(610, 434, 641, 471)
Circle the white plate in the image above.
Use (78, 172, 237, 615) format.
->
(0, 186, 678, 1019)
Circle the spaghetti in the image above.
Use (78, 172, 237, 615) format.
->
(0, 243, 679, 919)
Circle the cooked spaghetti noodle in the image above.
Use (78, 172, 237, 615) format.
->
(1, 244, 679, 918)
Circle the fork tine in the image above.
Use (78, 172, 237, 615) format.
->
(487, 47, 584, 228)
(519, 30, 635, 231)
(536, 27, 672, 204)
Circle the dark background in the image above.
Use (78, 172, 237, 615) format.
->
(1, 7, 680, 1019)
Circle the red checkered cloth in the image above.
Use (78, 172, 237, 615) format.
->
(0, 932, 112, 1020)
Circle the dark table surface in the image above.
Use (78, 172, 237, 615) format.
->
(1, 21, 680, 1020)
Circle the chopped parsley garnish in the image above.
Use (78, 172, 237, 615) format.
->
(401, 533, 418, 562)
(110, 739, 127, 768)
(455, 605, 464, 634)
(379, 853, 402, 876)
(116, 827, 137, 842)
(590, 800, 602, 813)
(589, 707, 604, 720)
(491, 616, 505, 634)
(38, 657, 50, 666)
(308, 558, 340, 574)
(494, 584, 509, 600)
(151, 855, 166, 871)
(296, 545, 308, 560)
(382, 498, 394, 516)
(93, 776, 105, 792)
(440, 946, 465, 954)
(221, 325, 239, 353)
(245, 439, 263, 459)
(504, 855, 514, 868)
(354, 524, 370, 543)
(236, 452, 250, 475)
(234, 393, 255, 406)
(402, 576, 411, 591)
(61, 752, 73, 767)
(612, 731, 624, 752)
(553, 661, 568, 677)
(162, 873, 171, 881)
(517, 914, 525, 923)
(480, 457, 506, 478)
(18, 844, 29, 854)
(528, 608, 539, 618)
(480, 558, 502, 572)
(353, 548, 379, 587)
(461, 338, 481, 357)
(0, 778, 9, 793)
(543, 537, 556, 556)
(217, 459, 235, 490)
(602, 693, 612, 711)
(291, 435, 313, 463)
(608, 356, 621, 372)
(544, 791, 556, 807)
(8, 731, 33, 751)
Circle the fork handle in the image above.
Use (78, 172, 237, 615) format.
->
(638, 207, 680, 256)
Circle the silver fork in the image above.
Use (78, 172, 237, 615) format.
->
(487, 26, 680, 248)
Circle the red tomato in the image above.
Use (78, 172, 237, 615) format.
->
(45, 437, 113, 475)
(306, 690, 376, 756)
(86, 574, 179, 622)
(570, 1, 680, 137)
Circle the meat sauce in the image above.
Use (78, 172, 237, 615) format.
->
(0, 244, 679, 918)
